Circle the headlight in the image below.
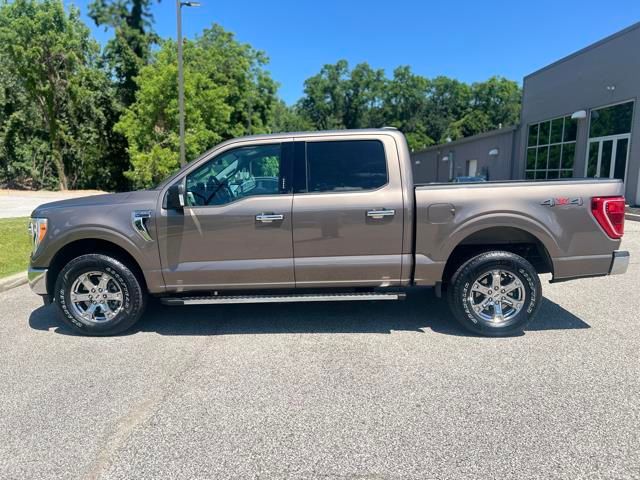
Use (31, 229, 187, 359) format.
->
(28, 218, 48, 254)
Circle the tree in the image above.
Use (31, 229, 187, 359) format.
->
(117, 24, 279, 188)
(470, 76, 521, 129)
(0, 0, 118, 190)
(0, 56, 50, 188)
(196, 25, 278, 138)
(269, 100, 312, 133)
(443, 77, 521, 141)
(382, 66, 433, 151)
(88, 0, 158, 106)
(444, 110, 492, 140)
(423, 76, 472, 144)
(294, 63, 521, 152)
(297, 60, 386, 130)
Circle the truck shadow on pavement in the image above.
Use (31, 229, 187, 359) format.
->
(29, 289, 589, 337)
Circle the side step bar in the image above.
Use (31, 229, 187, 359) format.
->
(160, 292, 406, 306)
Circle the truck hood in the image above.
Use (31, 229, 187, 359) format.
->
(31, 190, 160, 217)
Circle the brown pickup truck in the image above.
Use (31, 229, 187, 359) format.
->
(28, 128, 629, 336)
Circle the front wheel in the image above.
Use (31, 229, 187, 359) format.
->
(447, 251, 542, 337)
(54, 254, 147, 336)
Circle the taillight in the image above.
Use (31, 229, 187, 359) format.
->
(591, 196, 625, 239)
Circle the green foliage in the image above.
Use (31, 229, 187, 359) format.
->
(88, 0, 158, 106)
(443, 77, 521, 141)
(381, 66, 434, 151)
(0, 1, 522, 191)
(118, 25, 279, 188)
(269, 100, 312, 133)
(296, 61, 521, 152)
(298, 60, 386, 130)
(253, 156, 279, 177)
(0, 0, 126, 190)
(471, 76, 522, 128)
(0, 217, 31, 278)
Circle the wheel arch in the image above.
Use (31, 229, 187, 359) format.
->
(47, 238, 148, 297)
(441, 225, 554, 285)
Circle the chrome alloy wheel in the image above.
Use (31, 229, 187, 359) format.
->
(69, 271, 124, 324)
(468, 269, 526, 324)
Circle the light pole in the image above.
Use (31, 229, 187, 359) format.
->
(176, 0, 200, 167)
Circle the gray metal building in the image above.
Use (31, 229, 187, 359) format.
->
(411, 21, 640, 205)
(412, 126, 517, 183)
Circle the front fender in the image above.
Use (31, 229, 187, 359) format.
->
(32, 224, 165, 294)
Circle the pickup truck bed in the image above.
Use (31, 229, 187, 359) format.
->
(413, 178, 626, 286)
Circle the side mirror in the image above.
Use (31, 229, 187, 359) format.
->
(165, 182, 185, 210)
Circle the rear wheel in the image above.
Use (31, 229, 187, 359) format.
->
(447, 251, 542, 337)
(54, 254, 146, 336)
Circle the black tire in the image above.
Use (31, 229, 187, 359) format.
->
(53, 254, 147, 336)
(447, 251, 542, 337)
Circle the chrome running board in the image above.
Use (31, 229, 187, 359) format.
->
(160, 292, 406, 306)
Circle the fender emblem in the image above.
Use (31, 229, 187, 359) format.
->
(541, 197, 583, 207)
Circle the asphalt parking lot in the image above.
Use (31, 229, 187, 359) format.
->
(1, 224, 639, 479)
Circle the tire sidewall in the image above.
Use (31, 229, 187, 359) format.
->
(54, 254, 145, 336)
(449, 252, 542, 336)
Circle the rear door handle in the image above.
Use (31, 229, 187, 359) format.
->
(366, 209, 395, 219)
(256, 213, 284, 223)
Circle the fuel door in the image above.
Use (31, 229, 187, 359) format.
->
(427, 203, 455, 224)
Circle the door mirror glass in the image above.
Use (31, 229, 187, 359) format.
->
(165, 182, 185, 210)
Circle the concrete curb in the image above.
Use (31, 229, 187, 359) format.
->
(625, 213, 640, 222)
(0, 271, 28, 293)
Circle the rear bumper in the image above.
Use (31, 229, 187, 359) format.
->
(550, 250, 629, 283)
(28, 267, 48, 295)
(609, 250, 630, 275)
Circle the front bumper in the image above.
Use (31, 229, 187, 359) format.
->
(609, 250, 630, 275)
(28, 267, 48, 295)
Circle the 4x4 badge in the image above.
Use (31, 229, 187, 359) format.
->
(541, 197, 583, 207)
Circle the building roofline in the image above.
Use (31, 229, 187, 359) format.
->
(524, 21, 640, 80)
(411, 125, 518, 155)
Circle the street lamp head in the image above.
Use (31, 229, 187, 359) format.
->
(181, 1, 201, 6)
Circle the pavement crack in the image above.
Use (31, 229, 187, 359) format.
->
(85, 398, 157, 480)
(84, 335, 218, 480)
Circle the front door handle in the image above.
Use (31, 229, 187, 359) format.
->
(366, 209, 395, 219)
(256, 213, 284, 223)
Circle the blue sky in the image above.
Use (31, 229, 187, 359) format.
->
(71, 0, 640, 104)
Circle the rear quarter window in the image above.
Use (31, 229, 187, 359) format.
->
(305, 140, 387, 193)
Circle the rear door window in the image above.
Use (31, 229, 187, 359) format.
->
(303, 140, 387, 193)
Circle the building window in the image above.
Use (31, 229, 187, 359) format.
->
(585, 101, 634, 181)
(589, 101, 633, 138)
(525, 115, 577, 180)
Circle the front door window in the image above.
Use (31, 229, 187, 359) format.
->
(185, 144, 282, 206)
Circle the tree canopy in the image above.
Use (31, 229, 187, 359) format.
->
(117, 25, 278, 188)
(88, 0, 159, 106)
(0, 0, 522, 190)
(294, 60, 521, 152)
(0, 0, 126, 190)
